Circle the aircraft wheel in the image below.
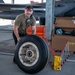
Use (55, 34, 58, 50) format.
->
(15, 35, 49, 74)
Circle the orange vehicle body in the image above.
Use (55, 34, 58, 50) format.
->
(27, 26, 46, 38)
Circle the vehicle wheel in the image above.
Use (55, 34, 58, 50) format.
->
(15, 35, 49, 74)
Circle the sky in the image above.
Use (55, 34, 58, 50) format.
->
(3, 0, 46, 4)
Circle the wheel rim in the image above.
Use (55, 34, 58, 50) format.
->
(18, 42, 39, 67)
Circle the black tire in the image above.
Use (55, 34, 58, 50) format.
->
(15, 35, 49, 74)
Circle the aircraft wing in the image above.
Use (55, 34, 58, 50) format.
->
(0, 1, 75, 20)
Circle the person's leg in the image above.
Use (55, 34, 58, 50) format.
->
(12, 31, 27, 45)
(19, 33, 27, 37)
(12, 32, 27, 63)
(12, 31, 18, 63)
(12, 31, 17, 45)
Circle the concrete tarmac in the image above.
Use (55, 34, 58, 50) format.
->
(0, 25, 75, 75)
(0, 53, 75, 75)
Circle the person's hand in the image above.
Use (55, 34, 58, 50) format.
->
(17, 37, 21, 43)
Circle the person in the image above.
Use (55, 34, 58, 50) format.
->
(13, 5, 36, 45)
(12, 5, 36, 63)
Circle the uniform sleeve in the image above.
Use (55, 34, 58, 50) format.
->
(14, 15, 22, 26)
(31, 17, 36, 26)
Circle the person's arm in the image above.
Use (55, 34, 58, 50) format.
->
(14, 15, 21, 42)
(14, 25, 21, 42)
(31, 16, 36, 35)
(31, 25, 36, 34)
